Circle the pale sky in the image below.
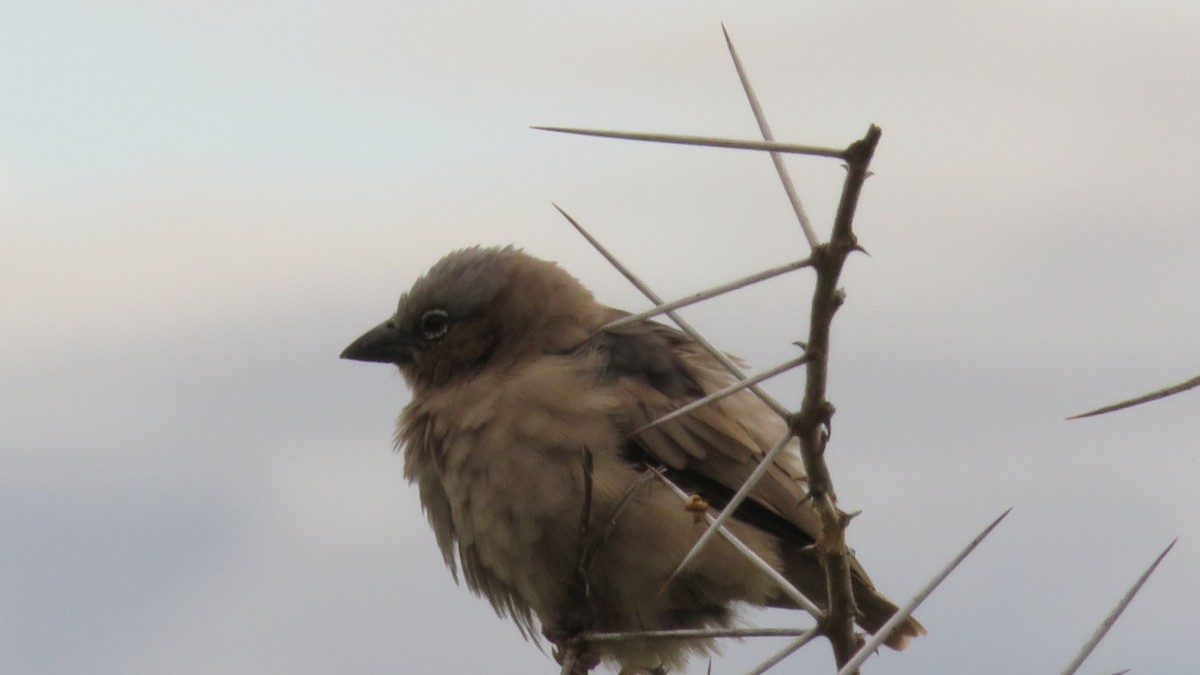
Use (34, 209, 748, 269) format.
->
(3, 2, 1198, 673)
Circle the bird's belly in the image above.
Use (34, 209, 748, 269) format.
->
(443, 444, 586, 617)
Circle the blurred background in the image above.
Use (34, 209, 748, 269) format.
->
(3, 1, 1197, 673)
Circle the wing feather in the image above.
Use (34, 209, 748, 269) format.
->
(583, 314, 818, 543)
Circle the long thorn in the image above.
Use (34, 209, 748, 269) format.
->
(837, 508, 1014, 675)
(635, 354, 809, 434)
(535, 126, 846, 159)
(722, 24, 820, 249)
(653, 469, 823, 617)
(662, 433, 798, 589)
(743, 626, 823, 675)
(1067, 374, 1200, 419)
(553, 204, 790, 418)
(589, 627, 815, 643)
(601, 257, 813, 331)
(1060, 538, 1178, 675)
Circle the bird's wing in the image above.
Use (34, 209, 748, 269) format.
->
(584, 314, 822, 545)
(583, 315, 928, 647)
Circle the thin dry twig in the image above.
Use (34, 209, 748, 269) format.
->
(588, 471, 657, 565)
(783, 124, 882, 671)
(557, 447, 599, 675)
(1060, 539, 1178, 675)
(547, 32, 899, 673)
(576, 447, 595, 572)
(1067, 374, 1200, 419)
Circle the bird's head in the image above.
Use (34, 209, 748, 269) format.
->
(340, 246, 604, 391)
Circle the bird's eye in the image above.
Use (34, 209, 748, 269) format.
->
(420, 309, 450, 341)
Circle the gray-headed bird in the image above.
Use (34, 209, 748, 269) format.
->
(341, 246, 922, 673)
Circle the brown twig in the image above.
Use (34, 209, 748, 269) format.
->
(787, 125, 882, 671)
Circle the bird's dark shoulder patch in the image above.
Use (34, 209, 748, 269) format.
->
(581, 316, 704, 399)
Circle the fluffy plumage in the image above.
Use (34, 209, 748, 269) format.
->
(341, 246, 922, 672)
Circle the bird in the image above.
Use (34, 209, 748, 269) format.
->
(341, 245, 923, 673)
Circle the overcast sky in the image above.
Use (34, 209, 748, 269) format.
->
(3, 2, 1198, 674)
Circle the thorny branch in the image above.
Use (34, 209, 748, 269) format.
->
(787, 125, 881, 671)
(536, 25, 1184, 675)
(546, 63, 887, 675)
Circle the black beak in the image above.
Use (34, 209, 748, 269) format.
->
(340, 318, 415, 364)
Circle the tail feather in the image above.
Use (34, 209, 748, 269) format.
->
(856, 587, 926, 650)
(775, 546, 925, 650)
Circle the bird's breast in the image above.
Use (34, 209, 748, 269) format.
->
(401, 356, 625, 615)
